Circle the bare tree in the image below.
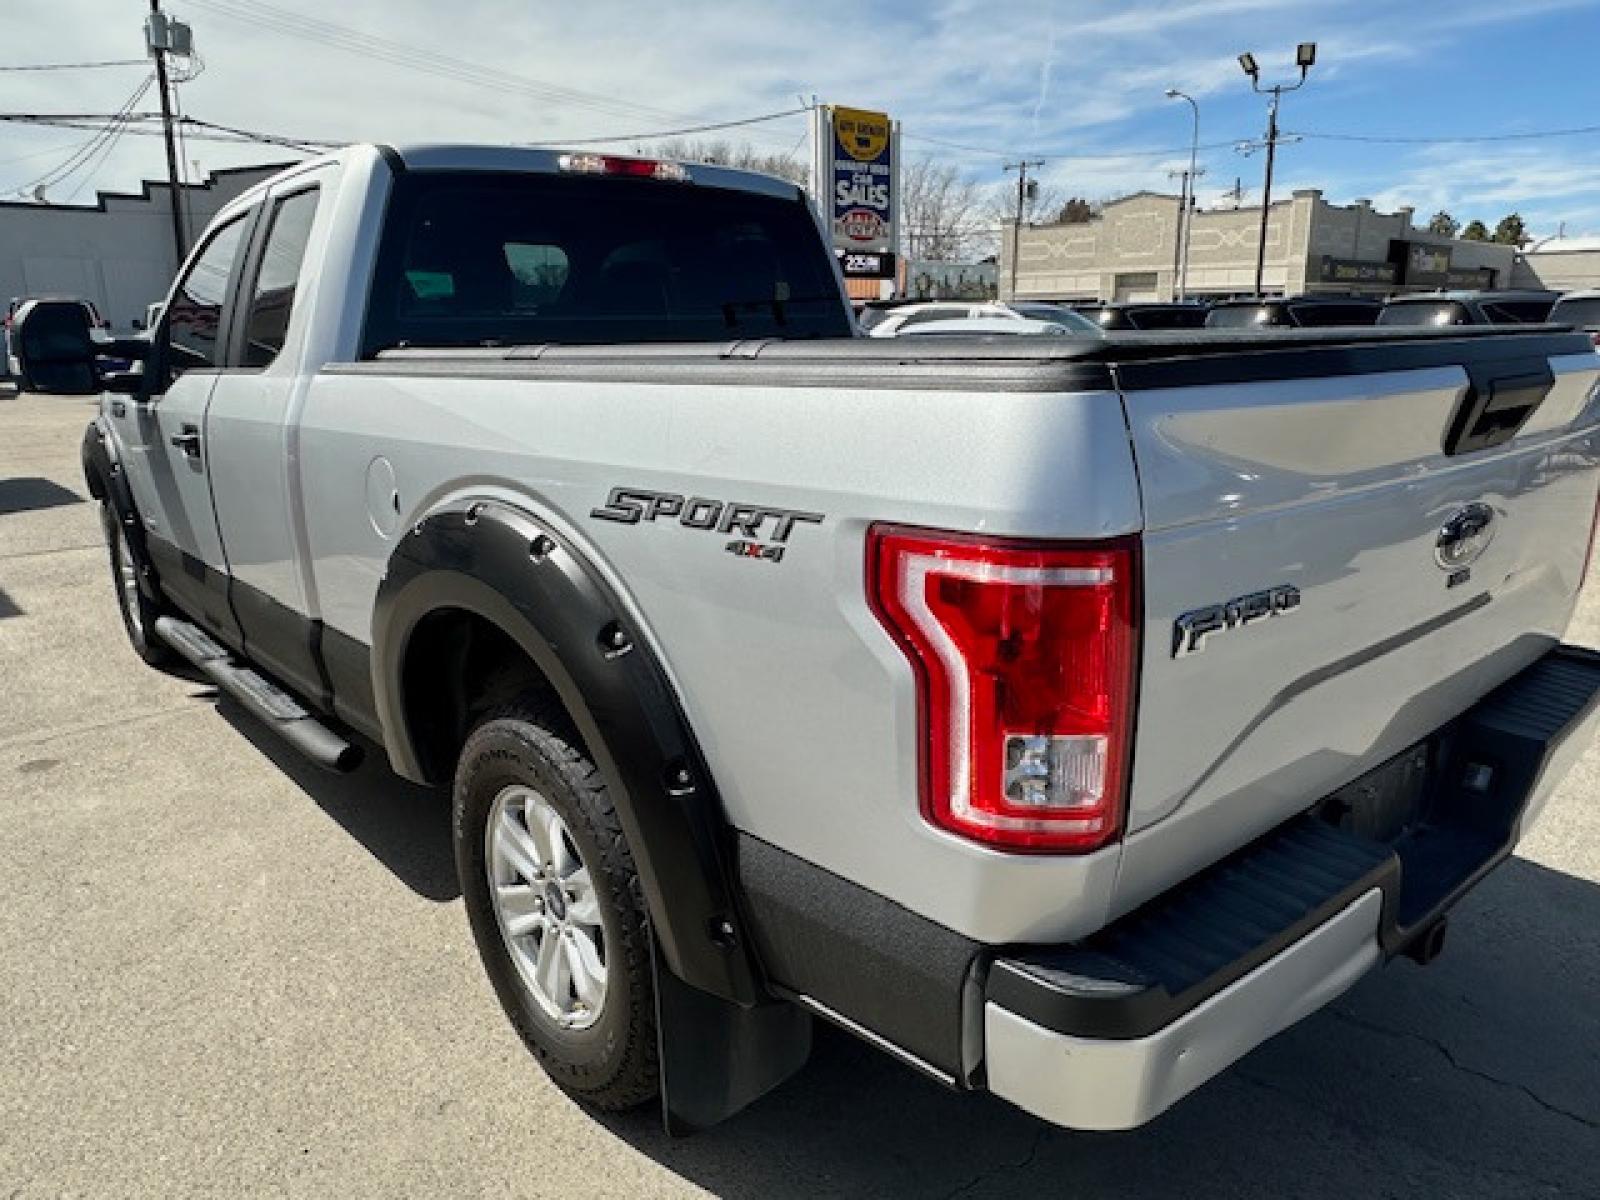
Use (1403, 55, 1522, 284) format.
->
(900, 156, 995, 262)
(640, 138, 808, 187)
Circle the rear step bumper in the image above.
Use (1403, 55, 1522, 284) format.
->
(982, 644, 1600, 1131)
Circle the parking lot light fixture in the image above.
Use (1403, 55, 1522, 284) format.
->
(1238, 52, 1259, 79)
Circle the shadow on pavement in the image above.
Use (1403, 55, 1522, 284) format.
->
(595, 856, 1600, 1199)
(0, 587, 20, 619)
(188, 685, 1600, 1195)
(213, 695, 459, 902)
(0, 477, 84, 515)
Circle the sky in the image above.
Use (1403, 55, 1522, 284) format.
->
(4, 0, 1599, 238)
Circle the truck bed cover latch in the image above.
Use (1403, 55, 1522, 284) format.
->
(1445, 356, 1553, 455)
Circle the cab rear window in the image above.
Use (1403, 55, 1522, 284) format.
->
(363, 171, 850, 353)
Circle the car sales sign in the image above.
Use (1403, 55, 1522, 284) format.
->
(828, 106, 895, 255)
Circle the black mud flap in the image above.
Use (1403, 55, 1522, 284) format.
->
(652, 939, 812, 1136)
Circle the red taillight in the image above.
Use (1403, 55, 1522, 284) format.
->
(869, 526, 1139, 853)
(556, 152, 689, 182)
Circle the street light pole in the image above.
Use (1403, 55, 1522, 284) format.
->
(1165, 89, 1200, 300)
(1003, 158, 1044, 300)
(1238, 43, 1316, 298)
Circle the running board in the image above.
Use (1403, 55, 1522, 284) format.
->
(154, 615, 362, 773)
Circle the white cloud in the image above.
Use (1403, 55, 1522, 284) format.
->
(0, 0, 1594, 239)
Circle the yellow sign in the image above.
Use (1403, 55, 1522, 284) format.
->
(833, 107, 890, 163)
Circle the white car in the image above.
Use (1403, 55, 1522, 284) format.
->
(864, 301, 1099, 337)
(896, 316, 1086, 337)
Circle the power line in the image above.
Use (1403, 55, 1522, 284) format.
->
(0, 58, 149, 72)
(1291, 124, 1600, 146)
(537, 106, 812, 146)
(904, 129, 1251, 162)
(5, 75, 156, 200)
(184, 0, 688, 125)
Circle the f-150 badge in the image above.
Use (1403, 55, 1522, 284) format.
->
(1172, 584, 1301, 658)
(591, 486, 824, 564)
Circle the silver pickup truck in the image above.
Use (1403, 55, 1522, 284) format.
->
(12, 144, 1600, 1135)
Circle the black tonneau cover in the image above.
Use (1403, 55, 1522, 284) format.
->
(338, 327, 1597, 394)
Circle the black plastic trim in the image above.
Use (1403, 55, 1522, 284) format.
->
(143, 532, 244, 652)
(229, 575, 330, 711)
(371, 500, 763, 1007)
(80, 417, 159, 601)
(736, 833, 982, 1082)
(323, 623, 382, 742)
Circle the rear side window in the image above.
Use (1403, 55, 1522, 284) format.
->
(363, 172, 851, 353)
(1553, 297, 1600, 326)
(1205, 305, 1273, 328)
(167, 215, 249, 368)
(1128, 307, 1206, 330)
(1481, 299, 1554, 324)
(241, 187, 320, 368)
(890, 306, 970, 329)
(1289, 303, 1379, 327)
(1378, 302, 1471, 327)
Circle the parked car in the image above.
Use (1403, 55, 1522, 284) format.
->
(6, 295, 111, 379)
(866, 300, 1099, 337)
(897, 316, 1086, 337)
(1548, 290, 1600, 348)
(1074, 302, 1209, 331)
(17, 144, 1600, 1138)
(1377, 290, 1561, 327)
(1205, 295, 1383, 329)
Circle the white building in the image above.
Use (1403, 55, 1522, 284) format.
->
(1515, 236, 1600, 292)
(1002, 189, 1516, 303)
(0, 163, 291, 332)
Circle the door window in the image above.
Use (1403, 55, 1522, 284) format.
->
(167, 214, 249, 370)
(241, 188, 321, 367)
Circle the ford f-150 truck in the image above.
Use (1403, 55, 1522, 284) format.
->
(13, 143, 1600, 1135)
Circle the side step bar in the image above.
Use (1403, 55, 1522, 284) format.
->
(154, 615, 362, 773)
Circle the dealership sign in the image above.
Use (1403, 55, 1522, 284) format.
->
(815, 105, 897, 270)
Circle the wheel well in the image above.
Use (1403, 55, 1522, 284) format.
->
(400, 607, 563, 784)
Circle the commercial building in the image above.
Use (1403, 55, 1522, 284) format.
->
(0, 162, 290, 332)
(1001, 189, 1516, 303)
(1515, 236, 1600, 292)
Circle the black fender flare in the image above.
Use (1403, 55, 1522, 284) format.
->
(80, 415, 162, 601)
(372, 498, 764, 1007)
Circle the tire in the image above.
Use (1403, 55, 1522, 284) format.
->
(453, 696, 659, 1110)
(100, 502, 174, 669)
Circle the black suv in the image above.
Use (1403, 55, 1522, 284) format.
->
(1204, 296, 1382, 329)
(1377, 290, 1560, 327)
(1075, 303, 1209, 331)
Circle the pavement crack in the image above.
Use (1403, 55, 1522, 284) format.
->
(1327, 1007, 1600, 1132)
(0, 703, 195, 753)
(0, 541, 104, 562)
(937, 1125, 1050, 1199)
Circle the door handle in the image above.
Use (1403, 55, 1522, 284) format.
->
(169, 424, 202, 459)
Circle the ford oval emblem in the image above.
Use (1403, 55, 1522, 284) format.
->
(1435, 502, 1496, 571)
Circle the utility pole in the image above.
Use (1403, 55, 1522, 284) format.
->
(1237, 43, 1317, 297)
(1253, 91, 1280, 298)
(147, 0, 186, 266)
(1003, 159, 1044, 299)
(1164, 89, 1202, 301)
(1166, 166, 1207, 302)
(1224, 177, 1246, 209)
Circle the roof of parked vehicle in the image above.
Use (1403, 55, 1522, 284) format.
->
(1385, 289, 1560, 304)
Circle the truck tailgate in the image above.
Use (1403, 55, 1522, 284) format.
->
(1112, 336, 1600, 919)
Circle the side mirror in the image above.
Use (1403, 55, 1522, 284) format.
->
(12, 300, 99, 395)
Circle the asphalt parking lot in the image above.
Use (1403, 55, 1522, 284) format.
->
(3, 385, 1599, 1198)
